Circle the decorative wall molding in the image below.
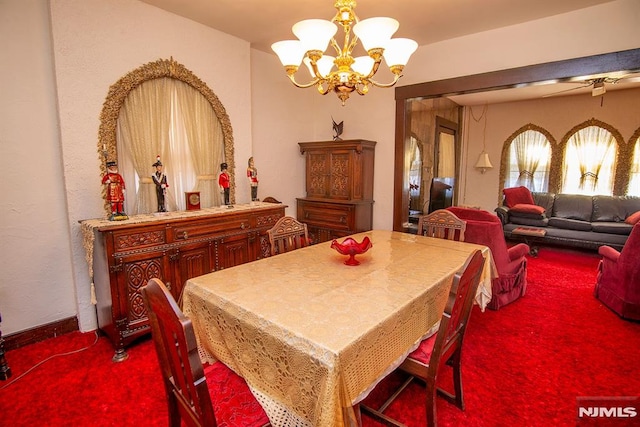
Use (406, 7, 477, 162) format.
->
(4, 317, 79, 351)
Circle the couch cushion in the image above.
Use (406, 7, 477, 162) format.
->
(625, 210, 640, 225)
(511, 217, 549, 227)
(548, 217, 592, 231)
(503, 186, 534, 208)
(510, 211, 546, 220)
(591, 222, 633, 235)
(511, 203, 546, 215)
(542, 227, 628, 250)
(552, 194, 593, 221)
(532, 192, 556, 214)
(622, 197, 640, 217)
(592, 196, 627, 222)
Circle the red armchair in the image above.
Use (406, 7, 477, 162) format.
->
(447, 207, 530, 310)
(594, 224, 640, 320)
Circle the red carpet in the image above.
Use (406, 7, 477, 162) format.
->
(1, 247, 639, 426)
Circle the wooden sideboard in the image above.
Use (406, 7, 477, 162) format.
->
(297, 139, 376, 243)
(82, 203, 285, 361)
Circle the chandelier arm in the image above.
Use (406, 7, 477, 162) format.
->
(317, 82, 331, 95)
(288, 74, 323, 89)
(354, 85, 368, 95)
(368, 74, 402, 89)
(329, 38, 342, 56)
(364, 57, 383, 80)
(346, 31, 359, 54)
(308, 58, 329, 81)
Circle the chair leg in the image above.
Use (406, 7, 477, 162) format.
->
(360, 376, 414, 427)
(167, 392, 181, 427)
(436, 351, 464, 411)
(425, 378, 437, 427)
(451, 350, 464, 410)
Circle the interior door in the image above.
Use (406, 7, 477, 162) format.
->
(430, 117, 459, 212)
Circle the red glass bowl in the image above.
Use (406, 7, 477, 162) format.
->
(330, 236, 373, 266)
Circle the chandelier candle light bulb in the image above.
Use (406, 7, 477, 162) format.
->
(271, 0, 418, 105)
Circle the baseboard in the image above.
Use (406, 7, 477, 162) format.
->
(4, 317, 79, 351)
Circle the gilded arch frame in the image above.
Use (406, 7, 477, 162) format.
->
(97, 57, 235, 215)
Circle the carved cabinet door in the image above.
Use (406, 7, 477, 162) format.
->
(174, 241, 213, 300)
(217, 233, 251, 270)
(327, 149, 353, 200)
(306, 150, 331, 198)
(111, 249, 172, 335)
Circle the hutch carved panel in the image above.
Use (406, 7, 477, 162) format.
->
(298, 140, 375, 243)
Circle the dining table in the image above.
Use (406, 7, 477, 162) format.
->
(181, 229, 497, 427)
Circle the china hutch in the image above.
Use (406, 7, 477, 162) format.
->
(297, 139, 376, 243)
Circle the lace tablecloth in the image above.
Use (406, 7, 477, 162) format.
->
(182, 230, 496, 427)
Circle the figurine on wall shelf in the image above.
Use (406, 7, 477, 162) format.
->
(152, 155, 168, 213)
(247, 157, 259, 202)
(332, 117, 343, 141)
(102, 161, 128, 221)
(218, 162, 231, 206)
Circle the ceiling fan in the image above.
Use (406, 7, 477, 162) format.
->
(542, 72, 640, 98)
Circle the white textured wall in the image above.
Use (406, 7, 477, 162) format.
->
(0, 0, 76, 334)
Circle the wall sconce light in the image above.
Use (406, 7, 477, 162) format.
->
(475, 151, 493, 174)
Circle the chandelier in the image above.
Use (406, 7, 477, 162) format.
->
(271, 0, 418, 106)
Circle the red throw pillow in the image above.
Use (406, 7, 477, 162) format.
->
(503, 186, 534, 208)
(511, 203, 546, 215)
(625, 210, 640, 225)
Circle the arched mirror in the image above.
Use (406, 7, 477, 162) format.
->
(98, 58, 235, 217)
(393, 48, 640, 232)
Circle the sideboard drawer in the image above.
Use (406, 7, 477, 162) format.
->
(172, 216, 249, 241)
(298, 200, 355, 231)
(111, 226, 167, 251)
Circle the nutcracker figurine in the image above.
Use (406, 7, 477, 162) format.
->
(218, 162, 230, 206)
(102, 161, 128, 220)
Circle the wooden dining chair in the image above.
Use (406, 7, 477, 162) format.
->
(417, 209, 466, 241)
(267, 216, 310, 256)
(361, 250, 485, 427)
(141, 278, 270, 427)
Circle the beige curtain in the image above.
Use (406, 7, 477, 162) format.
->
(513, 130, 550, 191)
(564, 126, 617, 194)
(438, 133, 456, 178)
(174, 80, 224, 208)
(118, 78, 172, 214)
(117, 78, 226, 213)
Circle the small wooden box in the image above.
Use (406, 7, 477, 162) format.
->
(185, 192, 201, 210)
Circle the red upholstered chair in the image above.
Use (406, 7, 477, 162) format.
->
(447, 207, 530, 310)
(360, 250, 486, 427)
(594, 224, 640, 320)
(141, 278, 270, 427)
